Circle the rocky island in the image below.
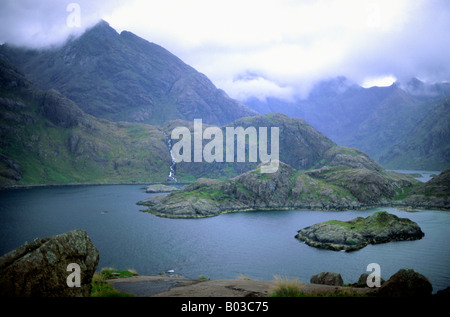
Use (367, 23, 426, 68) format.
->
(137, 160, 447, 218)
(295, 211, 425, 251)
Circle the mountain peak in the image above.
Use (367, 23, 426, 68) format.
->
(399, 77, 450, 97)
(309, 76, 360, 97)
(0, 21, 256, 126)
(81, 19, 118, 39)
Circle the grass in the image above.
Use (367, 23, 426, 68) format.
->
(325, 211, 396, 231)
(270, 276, 307, 297)
(90, 268, 138, 297)
(269, 276, 368, 297)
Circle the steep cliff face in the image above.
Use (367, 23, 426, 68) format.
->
(0, 20, 256, 126)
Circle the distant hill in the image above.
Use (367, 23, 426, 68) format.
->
(162, 113, 385, 182)
(244, 77, 450, 170)
(378, 97, 450, 170)
(0, 20, 256, 126)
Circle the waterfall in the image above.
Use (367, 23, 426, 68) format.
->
(163, 131, 178, 183)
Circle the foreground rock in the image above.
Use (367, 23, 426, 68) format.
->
(310, 272, 343, 286)
(295, 211, 424, 251)
(376, 269, 433, 297)
(106, 268, 438, 297)
(0, 229, 99, 297)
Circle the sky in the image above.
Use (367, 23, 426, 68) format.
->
(1, 0, 450, 101)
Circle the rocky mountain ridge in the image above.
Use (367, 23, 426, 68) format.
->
(0, 20, 256, 126)
(244, 77, 450, 170)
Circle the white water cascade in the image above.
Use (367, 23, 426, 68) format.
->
(163, 131, 177, 182)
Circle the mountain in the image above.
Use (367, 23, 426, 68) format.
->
(0, 20, 256, 126)
(378, 97, 450, 170)
(244, 77, 450, 170)
(0, 58, 170, 187)
(161, 113, 384, 182)
(1, 55, 387, 187)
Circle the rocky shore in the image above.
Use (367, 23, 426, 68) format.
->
(295, 211, 425, 251)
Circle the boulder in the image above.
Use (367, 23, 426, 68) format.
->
(356, 273, 385, 287)
(376, 269, 432, 297)
(0, 229, 99, 297)
(310, 272, 344, 286)
(435, 286, 450, 297)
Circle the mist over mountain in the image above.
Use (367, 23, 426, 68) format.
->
(1, 18, 448, 180)
(0, 20, 256, 126)
(244, 77, 450, 170)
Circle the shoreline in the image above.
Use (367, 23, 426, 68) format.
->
(0, 181, 192, 191)
(139, 202, 450, 219)
(0, 168, 437, 191)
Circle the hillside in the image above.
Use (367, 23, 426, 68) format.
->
(244, 77, 450, 170)
(378, 97, 450, 170)
(0, 20, 256, 126)
(1, 56, 388, 188)
(0, 58, 170, 187)
(162, 113, 384, 182)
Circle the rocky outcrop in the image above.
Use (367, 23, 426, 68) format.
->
(0, 229, 99, 297)
(138, 161, 421, 218)
(401, 168, 450, 209)
(40, 89, 85, 128)
(376, 269, 433, 297)
(323, 146, 384, 172)
(355, 273, 385, 287)
(145, 184, 180, 193)
(295, 211, 424, 251)
(310, 272, 344, 286)
(305, 166, 417, 205)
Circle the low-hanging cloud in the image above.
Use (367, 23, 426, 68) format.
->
(1, 0, 449, 101)
(0, 0, 120, 48)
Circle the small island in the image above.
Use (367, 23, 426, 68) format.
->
(295, 211, 425, 252)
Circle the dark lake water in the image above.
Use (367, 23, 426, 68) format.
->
(1, 182, 449, 293)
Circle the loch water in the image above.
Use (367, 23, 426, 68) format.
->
(0, 181, 449, 293)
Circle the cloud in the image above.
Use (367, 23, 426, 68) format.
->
(0, 0, 119, 48)
(1, 0, 449, 101)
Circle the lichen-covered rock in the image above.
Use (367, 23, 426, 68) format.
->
(310, 272, 344, 286)
(0, 229, 99, 297)
(356, 273, 385, 287)
(295, 211, 424, 251)
(376, 269, 432, 297)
